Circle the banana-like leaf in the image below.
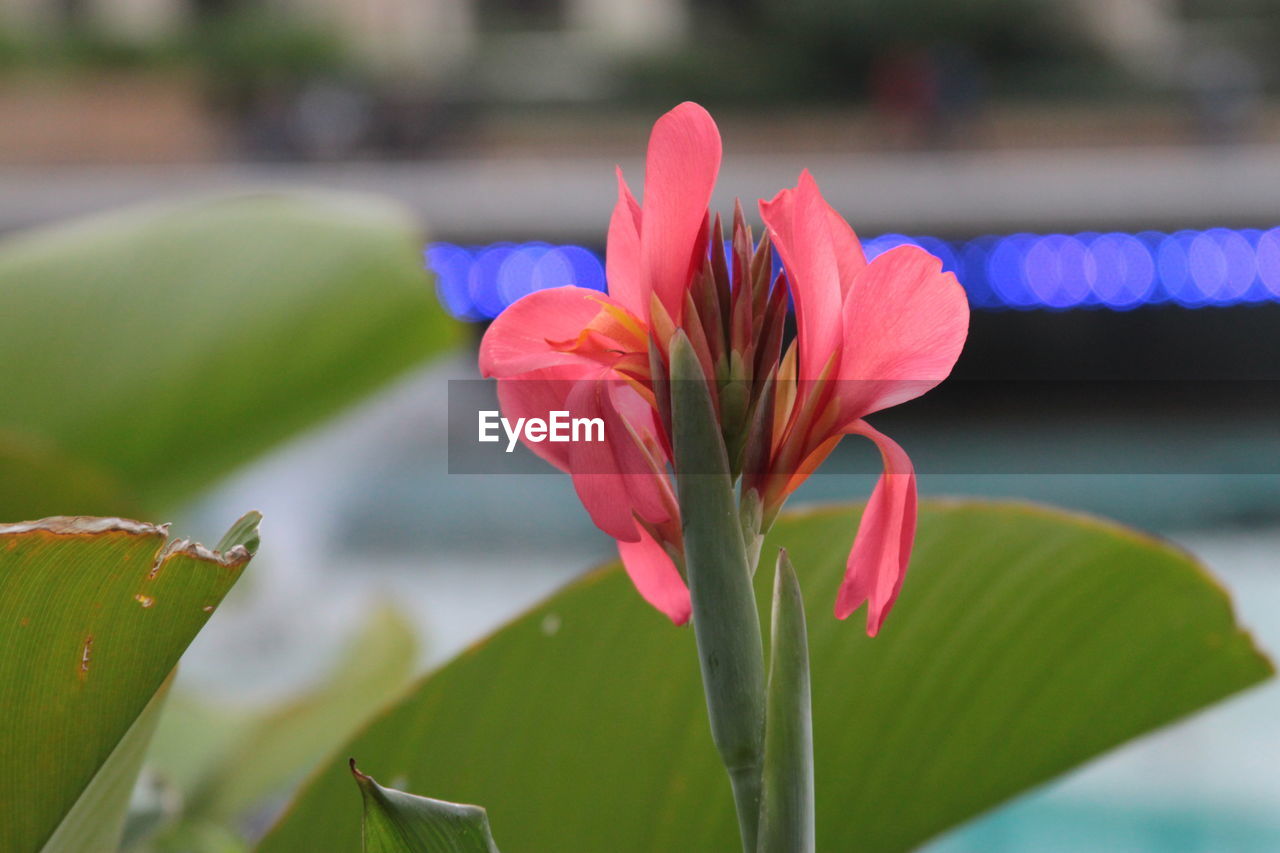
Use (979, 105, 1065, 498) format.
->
(352, 762, 500, 853)
(42, 676, 174, 853)
(0, 192, 458, 519)
(0, 513, 259, 853)
(260, 502, 1272, 853)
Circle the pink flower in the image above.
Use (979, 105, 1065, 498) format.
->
(479, 102, 718, 625)
(478, 103, 969, 635)
(757, 171, 969, 634)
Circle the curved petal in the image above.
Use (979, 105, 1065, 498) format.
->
(566, 375, 673, 542)
(495, 365, 590, 472)
(641, 102, 721, 321)
(618, 528, 691, 625)
(823, 191, 868, 292)
(759, 170, 849, 381)
(478, 286, 629, 378)
(834, 421, 917, 637)
(606, 167, 645, 317)
(836, 244, 969, 421)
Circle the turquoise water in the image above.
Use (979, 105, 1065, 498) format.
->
(930, 796, 1280, 852)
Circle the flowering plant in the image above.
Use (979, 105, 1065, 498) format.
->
(0, 104, 1269, 853)
(481, 102, 969, 634)
(478, 101, 970, 849)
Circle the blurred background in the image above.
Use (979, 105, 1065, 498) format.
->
(2, 0, 1278, 849)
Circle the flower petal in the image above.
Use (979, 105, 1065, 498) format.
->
(566, 375, 673, 542)
(836, 244, 969, 420)
(618, 528, 691, 625)
(606, 167, 646, 318)
(759, 170, 847, 380)
(641, 102, 721, 321)
(494, 366, 586, 472)
(834, 421, 917, 637)
(823, 188, 868, 292)
(478, 286, 629, 378)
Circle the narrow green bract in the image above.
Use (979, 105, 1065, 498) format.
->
(757, 550, 815, 853)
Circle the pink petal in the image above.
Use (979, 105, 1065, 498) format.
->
(834, 421, 917, 637)
(606, 167, 646, 318)
(478, 286, 626, 378)
(618, 528, 691, 625)
(759, 170, 847, 381)
(495, 366, 587, 472)
(836, 244, 969, 422)
(823, 187, 868, 292)
(641, 102, 721, 321)
(566, 375, 673, 542)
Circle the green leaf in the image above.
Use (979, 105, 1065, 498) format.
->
(137, 691, 254, 810)
(670, 332, 766, 850)
(42, 676, 173, 853)
(146, 820, 250, 853)
(0, 430, 135, 521)
(757, 549, 814, 853)
(0, 192, 459, 519)
(259, 501, 1273, 853)
(0, 513, 258, 853)
(352, 761, 500, 853)
(186, 601, 419, 823)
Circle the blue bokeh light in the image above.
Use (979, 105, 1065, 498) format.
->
(426, 242, 607, 320)
(427, 226, 1280, 321)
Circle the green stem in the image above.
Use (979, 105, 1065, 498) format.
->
(729, 765, 763, 852)
(670, 332, 767, 853)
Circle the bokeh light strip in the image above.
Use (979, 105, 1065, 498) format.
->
(427, 226, 1280, 320)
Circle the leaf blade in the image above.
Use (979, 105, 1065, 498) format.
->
(0, 193, 459, 518)
(260, 501, 1273, 853)
(0, 513, 258, 852)
(39, 675, 174, 853)
(352, 762, 500, 853)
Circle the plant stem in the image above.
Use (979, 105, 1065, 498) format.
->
(729, 765, 763, 852)
(670, 332, 767, 853)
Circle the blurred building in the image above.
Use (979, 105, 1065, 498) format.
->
(0, 0, 687, 86)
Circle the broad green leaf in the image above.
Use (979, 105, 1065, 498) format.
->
(0, 513, 258, 853)
(146, 821, 250, 853)
(41, 675, 173, 853)
(260, 502, 1273, 853)
(352, 762, 500, 853)
(0, 430, 136, 522)
(187, 601, 419, 822)
(0, 192, 458, 518)
(138, 691, 255, 806)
